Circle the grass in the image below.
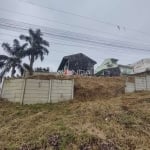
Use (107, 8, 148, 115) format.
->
(0, 92, 150, 150)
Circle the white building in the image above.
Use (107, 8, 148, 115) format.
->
(133, 58, 150, 74)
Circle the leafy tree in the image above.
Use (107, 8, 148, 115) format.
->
(0, 39, 27, 81)
(20, 29, 49, 75)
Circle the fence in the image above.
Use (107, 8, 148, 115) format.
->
(125, 75, 150, 93)
(1, 78, 74, 104)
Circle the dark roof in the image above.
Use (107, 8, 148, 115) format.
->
(109, 58, 118, 62)
(58, 53, 97, 71)
(118, 64, 133, 69)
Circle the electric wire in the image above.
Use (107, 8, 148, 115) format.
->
(1, 18, 150, 53)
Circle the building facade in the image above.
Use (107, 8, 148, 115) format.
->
(133, 58, 150, 74)
(95, 58, 133, 76)
(58, 53, 97, 75)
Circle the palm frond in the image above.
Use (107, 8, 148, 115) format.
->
(0, 62, 5, 69)
(13, 39, 20, 48)
(41, 46, 49, 55)
(41, 39, 49, 47)
(20, 35, 30, 42)
(18, 28, 50, 75)
(16, 43, 28, 58)
(23, 63, 30, 71)
(0, 55, 9, 61)
(36, 29, 42, 36)
(1, 37, 28, 78)
(21, 43, 28, 50)
(17, 64, 25, 76)
(40, 54, 44, 61)
(2, 43, 13, 56)
(35, 51, 44, 61)
(29, 29, 35, 37)
(0, 66, 11, 79)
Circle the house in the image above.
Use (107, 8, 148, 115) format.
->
(95, 58, 133, 76)
(133, 58, 150, 74)
(57, 53, 97, 75)
(95, 58, 120, 76)
(118, 64, 133, 75)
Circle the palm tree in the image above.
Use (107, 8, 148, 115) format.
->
(20, 29, 49, 75)
(0, 39, 27, 81)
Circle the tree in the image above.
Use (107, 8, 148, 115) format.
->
(0, 39, 27, 81)
(20, 29, 49, 75)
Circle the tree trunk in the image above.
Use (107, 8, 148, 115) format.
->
(11, 66, 15, 77)
(29, 55, 34, 75)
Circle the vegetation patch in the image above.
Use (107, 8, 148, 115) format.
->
(0, 92, 150, 149)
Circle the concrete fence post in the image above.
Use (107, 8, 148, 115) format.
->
(72, 79, 74, 100)
(1, 78, 5, 97)
(21, 78, 27, 105)
(134, 77, 136, 92)
(145, 75, 148, 90)
(48, 80, 52, 103)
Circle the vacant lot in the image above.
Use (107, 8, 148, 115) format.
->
(0, 91, 150, 150)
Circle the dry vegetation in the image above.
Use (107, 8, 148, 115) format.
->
(0, 76, 150, 150)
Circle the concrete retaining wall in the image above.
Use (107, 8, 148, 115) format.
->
(146, 76, 150, 90)
(1, 78, 74, 104)
(2, 79, 24, 103)
(125, 82, 135, 93)
(125, 75, 150, 93)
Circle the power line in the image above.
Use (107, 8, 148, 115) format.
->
(0, 7, 148, 43)
(1, 18, 150, 53)
(1, 8, 150, 44)
(21, 0, 116, 27)
(21, 0, 150, 37)
(0, 34, 144, 61)
(0, 33, 137, 57)
(0, 36, 135, 57)
(0, 36, 148, 60)
(0, 36, 148, 64)
(0, 17, 149, 48)
(0, 24, 150, 53)
(0, 32, 18, 39)
(50, 42, 147, 56)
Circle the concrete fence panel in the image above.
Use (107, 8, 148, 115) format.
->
(135, 77, 147, 91)
(23, 79, 50, 104)
(2, 78, 74, 104)
(125, 75, 150, 93)
(146, 75, 150, 90)
(51, 80, 74, 103)
(125, 82, 135, 93)
(2, 79, 24, 103)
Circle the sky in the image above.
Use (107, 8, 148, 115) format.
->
(1, 0, 150, 71)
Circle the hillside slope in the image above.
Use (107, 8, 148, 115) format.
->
(0, 92, 150, 150)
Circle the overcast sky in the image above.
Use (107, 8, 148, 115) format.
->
(1, 0, 150, 71)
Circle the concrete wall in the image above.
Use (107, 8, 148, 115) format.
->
(125, 82, 135, 93)
(0, 88, 2, 96)
(2, 78, 74, 104)
(24, 71, 57, 77)
(125, 75, 150, 93)
(133, 58, 150, 74)
(135, 77, 147, 91)
(2, 79, 24, 103)
(146, 76, 150, 90)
